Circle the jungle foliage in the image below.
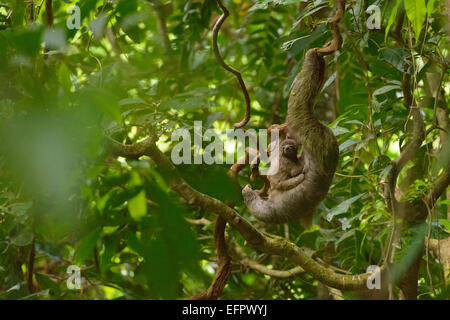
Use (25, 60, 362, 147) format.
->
(0, 0, 449, 300)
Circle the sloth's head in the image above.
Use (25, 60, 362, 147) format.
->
(280, 139, 298, 160)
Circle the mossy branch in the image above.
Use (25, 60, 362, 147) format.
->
(105, 135, 379, 291)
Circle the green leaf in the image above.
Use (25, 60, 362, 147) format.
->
(10, 227, 33, 246)
(373, 85, 400, 96)
(404, 0, 427, 40)
(58, 64, 72, 93)
(331, 126, 350, 136)
(380, 164, 393, 178)
(74, 230, 100, 263)
(379, 47, 410, 72)
(427, 0, 436, 15)
(100, 237, 118, 274)
(160, 96, 205, 111)
(35, 273, 60, 297)
(281, 23, 326, 53)
(89, 14, 108, 40)
(10, 25, 43, 57)
(321, 72, 336, 93)
(326, 194, 365, 221)
(336, 229, 355, 245)
(8, 202, 32, 217)
(250, 0, 307, 11)
(18, 289, 50, 300)
(128, 190, 147, 221)
(206, 112, 222, 128)
(116, 0, 138, 16)
(385, 0, 402, 41)
(339, 139, 361, 152)
(119, 98, 150, 106)
(440, 219, 450, 232)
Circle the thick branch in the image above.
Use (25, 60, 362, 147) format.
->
(230, 240, 304, 278)
(385, 71, 425, 212)
(106, 136, 379, 290)
(386, 69, 450, 211)
(425, 169, 450, 208)
(427, 78, 450, 209)
(427, 237, 450, 283)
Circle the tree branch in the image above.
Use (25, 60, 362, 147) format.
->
(105, 135, 380, 290)
(44, 0, 52, 27)
(230, 240, 304, 278)
(384, 71, 425, 213)
(425, 169, 450, 209)
(317, 0, 345, 56)
(427, 71, 450, 209)
(212, 0, 251, 128)
(189, 216, 231, 299)
(185, 217, 212, 226)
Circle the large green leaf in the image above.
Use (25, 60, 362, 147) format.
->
(427, 0, 436, 14)
(404, 0, 427, 40)
(441, 219, 450, 232)
(379, 47, 410, 72)
(127, 190, 147, 221)
(385, 0, 402, 41)
(10, 227, 33, 246)
(326, 194, 365, 221)
(35, 273, 61, 298)
(74, 229, 101, 263)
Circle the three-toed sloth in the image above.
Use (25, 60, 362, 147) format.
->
(242, 49, 339, 227)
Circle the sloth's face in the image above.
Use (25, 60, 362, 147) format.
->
(281, 140, 298, 160)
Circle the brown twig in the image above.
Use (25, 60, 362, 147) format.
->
(34, 0, 45, 21)
(43, 0, 53, 59)
(185, 217, 212, 226)
(27, 0, 34, 22)
(189, 216, 232, 299)
(44, 0, 53, 27)
(212, 0, 251, 128)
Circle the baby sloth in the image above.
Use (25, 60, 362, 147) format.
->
(243, 138, 306, 224)
(267, 138, 304, 192)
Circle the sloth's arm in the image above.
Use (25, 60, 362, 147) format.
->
(273, 173, 305, 191)
(290, 166, 302, 177)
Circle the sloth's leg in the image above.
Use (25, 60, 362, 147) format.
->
(242, 184, 277, 222)
(274, 173, 305, 191)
